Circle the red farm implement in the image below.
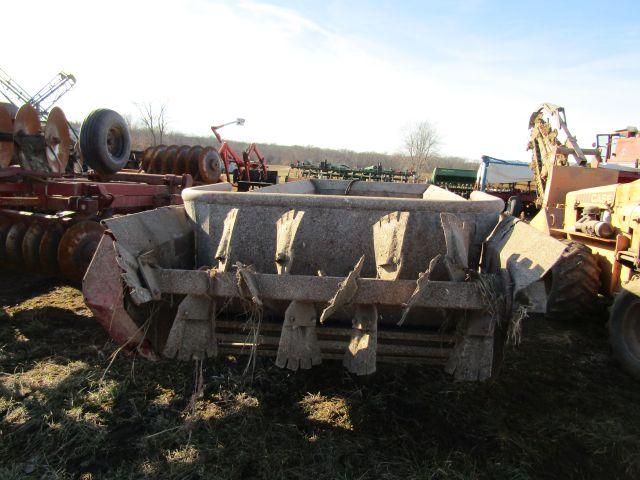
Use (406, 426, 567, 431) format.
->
(0, 166, 191, 282)
(211, 118, 272, 190)
(131, 119, 274, 191)
(0, 97, 198, 283)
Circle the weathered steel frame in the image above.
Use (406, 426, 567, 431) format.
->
(147, 267, 486, 311)
(84, 226, 502, 379)
(244, 143, 268, 180)
(218, 142, 247, 184)
(83, 184, 571, 380)
(0, 167, 190, 213)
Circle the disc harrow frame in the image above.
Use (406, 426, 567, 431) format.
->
(0, 165, 193, 282)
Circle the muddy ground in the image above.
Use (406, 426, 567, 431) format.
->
(1, 271, 639, 480)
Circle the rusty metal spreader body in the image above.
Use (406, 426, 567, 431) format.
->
(84, 180, 567, 380)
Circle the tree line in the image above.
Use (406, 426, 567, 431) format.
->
(121, 102, 479, 176)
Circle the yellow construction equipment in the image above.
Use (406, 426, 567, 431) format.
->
(528, 104, 640, 378)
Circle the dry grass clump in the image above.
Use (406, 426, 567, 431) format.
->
(299, 393, 353, 430)
(1, 271, 640, 479)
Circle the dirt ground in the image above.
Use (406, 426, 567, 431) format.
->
(1, 271, 639, 480)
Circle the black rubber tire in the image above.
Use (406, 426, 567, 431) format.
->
(609, 281, 640, 379)
(506, 195, 522, 217)
(546, 240, 601, 320)
(80, 109, 131, 174)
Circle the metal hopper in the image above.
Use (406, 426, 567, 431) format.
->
(83, 179, 567, 380)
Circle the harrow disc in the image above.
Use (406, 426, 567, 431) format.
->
(57, 221, 106, 283)
(14, 103, 40, 136)
(174, 145, 191, 174)
(186, 146, 203, 178)
(39, 224, 64, 275)
(141, 146, 156, 171)
(138, 143, 221, 181)
(44, 107, 71, 173)
(198, 147, 222, 183)
(14, 104, 46, 171)
(0, 103, 16, 168)
(0, 216, 13, 266)
(160, 145, 178, 174)
(5, 221, 28, 268)
(0, 102, 18, 119)
(22, 222, 46, 272)
(147, 145, 166, 173)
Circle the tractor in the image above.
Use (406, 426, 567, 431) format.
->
(528, 103, 640, 378)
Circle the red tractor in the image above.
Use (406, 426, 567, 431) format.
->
(211, 118, 271, 190)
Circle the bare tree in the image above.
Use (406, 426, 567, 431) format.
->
(136, 102, 168, 146)
(403, 120, 441, 173)
(122, 113, 135, 130)
(157, 104, 168, 145)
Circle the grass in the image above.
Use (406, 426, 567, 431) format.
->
(1, 271, 640, 479)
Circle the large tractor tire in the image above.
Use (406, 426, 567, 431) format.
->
(609, 280, 640, 379)
(546, 240, 601, 320)
(80, 109, 131, 174)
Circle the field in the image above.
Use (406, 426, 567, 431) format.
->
(1, 271, 640, 480)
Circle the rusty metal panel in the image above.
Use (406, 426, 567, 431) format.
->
(102, 205, 192, 262)
(82, 234, 158, 359)
(483, 216, 566, 296)
(612, 137, 640, 166)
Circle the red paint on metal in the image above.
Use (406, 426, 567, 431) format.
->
(0, 166, 190, 213)
(218, 141, 246, 183)
(82, 235, 158, 360)
(245, 143, 268, 180)
(211, 123, 269, 185)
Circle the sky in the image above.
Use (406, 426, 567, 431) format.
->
(2, 0, 640, 161)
